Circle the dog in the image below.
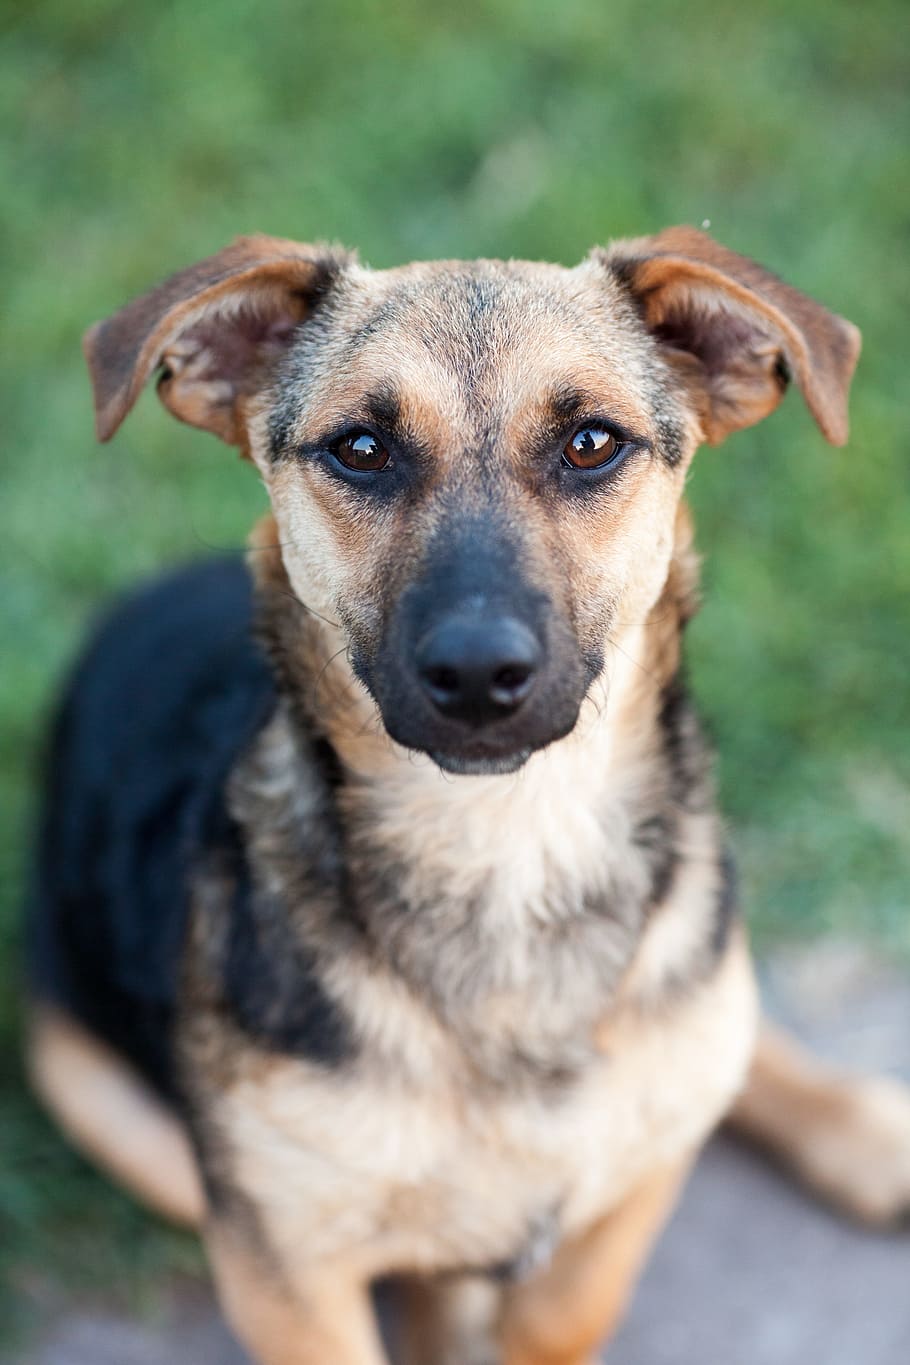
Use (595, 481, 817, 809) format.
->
(25, 227, 910, 1365)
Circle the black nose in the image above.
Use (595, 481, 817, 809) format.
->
(416, 616, 541, 725)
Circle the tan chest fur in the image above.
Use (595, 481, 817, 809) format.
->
(208, 927, 757, 1280)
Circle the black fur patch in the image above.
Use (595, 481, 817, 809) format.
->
(712, 846, 738, 959)
(26, 557, 278, 1100)
(633, 811, 681, 908)
(28, 554, 354, 1093)
(657, 670, 712, 810)
(485, 1204, 562, 1284)
(653, 409, 688, 467)
(215, 816, 352, 1065)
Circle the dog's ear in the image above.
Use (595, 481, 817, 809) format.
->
(83, 235, 350, 444)
(599, 227, 861, 446)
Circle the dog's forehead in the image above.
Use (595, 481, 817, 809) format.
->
(284, 255, 661, 441)
(354, 257, 596, 336)
(337, 256, 646, 376)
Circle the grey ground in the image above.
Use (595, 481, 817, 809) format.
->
(18, 944, 910, 1365)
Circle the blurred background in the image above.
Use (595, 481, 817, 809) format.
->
(1, 0, 907, 1350)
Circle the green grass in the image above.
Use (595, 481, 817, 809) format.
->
(1, 0, 908, 1342)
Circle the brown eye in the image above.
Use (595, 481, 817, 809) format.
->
(334, 431, 390, 472)
(563, 426, 620, 470)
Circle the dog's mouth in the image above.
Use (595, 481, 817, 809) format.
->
(408, 704, 584, 775)
(427, 747, 534, 777)
(364, 665, 590, 778)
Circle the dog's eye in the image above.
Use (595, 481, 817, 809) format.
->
(334, 431, 390, 472)
(563, 426, 621, 470)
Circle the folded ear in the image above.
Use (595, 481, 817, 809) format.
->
(83, 235, 351, 444)
(599, 226, 861, 446)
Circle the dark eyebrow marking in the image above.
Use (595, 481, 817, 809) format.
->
(547, 385, 595, 429)
(271, 387, 405, 462)
(293, 383, 438, 471)
(355, 384, 438, 466)
(534, 385, 652, 450)
(359, 384, 403, 436)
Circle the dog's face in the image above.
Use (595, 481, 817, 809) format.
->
(261, 259, 697, 774)
(85, 230, 859, 774)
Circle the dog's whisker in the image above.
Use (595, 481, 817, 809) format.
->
(606, 633, 661, 685)
(312, 644, 351, 699)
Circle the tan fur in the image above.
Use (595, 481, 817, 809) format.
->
(729, 1023, 910, 1227)
(180, 930, 756, 1286)
(498, 1160, 692, 1365)
(397, 1160, 691, 1365)
(26, 1004, 204, 1227)
(208, 1225, 386, 1365)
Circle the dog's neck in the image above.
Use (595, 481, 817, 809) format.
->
(239, 512, 722, 1075)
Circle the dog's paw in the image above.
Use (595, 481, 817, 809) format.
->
(793, 1073, 910, 1227)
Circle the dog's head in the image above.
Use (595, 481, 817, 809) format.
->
(85, 229, 859, 775)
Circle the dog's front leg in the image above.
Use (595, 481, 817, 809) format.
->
(496, 1159, 692, 1365)
(207, 1224, 388, 1365)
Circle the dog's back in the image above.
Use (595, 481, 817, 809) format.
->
(26, 555, 275, 1098)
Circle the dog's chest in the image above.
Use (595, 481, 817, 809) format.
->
(342, 734, 657, 1074)
(217, 936, 756, 1276)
